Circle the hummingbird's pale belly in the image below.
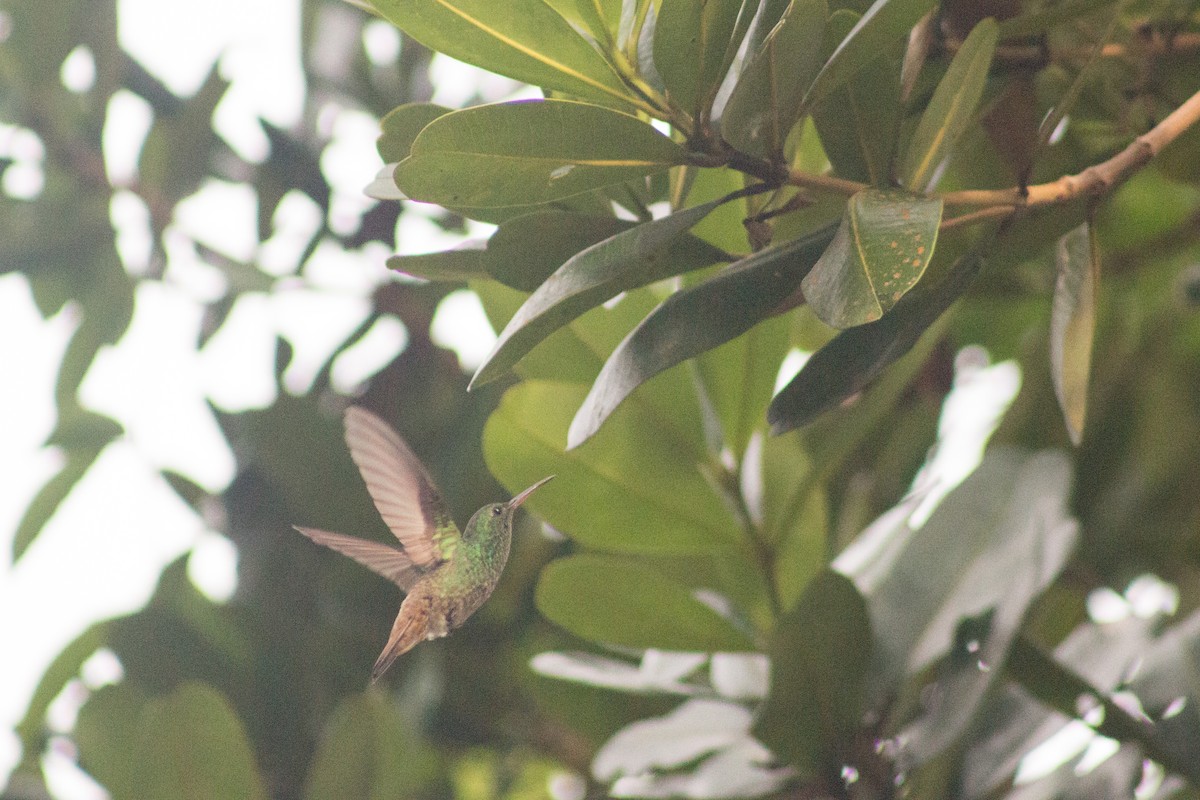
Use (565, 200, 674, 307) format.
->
(400, 579, 494, 641)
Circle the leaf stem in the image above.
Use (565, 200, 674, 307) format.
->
(939, 204, 1016, 231)
(785, 168, 868, 196)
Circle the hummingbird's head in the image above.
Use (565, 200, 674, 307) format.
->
(468, 475, 555, 537)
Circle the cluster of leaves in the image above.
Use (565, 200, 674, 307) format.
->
(364, 0, 1200, 796)
(6, 0, 1200, 799)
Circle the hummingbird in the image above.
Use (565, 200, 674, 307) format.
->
(293, 406, 553, 681)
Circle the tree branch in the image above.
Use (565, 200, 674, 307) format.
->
(942, 85, 1200, 210)
(726, 86, 1200, 233)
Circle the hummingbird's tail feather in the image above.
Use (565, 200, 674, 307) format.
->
(371, 603, 431, 682)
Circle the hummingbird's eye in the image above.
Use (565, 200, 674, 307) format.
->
(491, 505, 503, 516)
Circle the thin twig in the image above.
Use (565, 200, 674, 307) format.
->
(940, 204, 1017, 230)
(785, 168, 867, 196)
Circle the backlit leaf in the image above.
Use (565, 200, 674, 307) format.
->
(366, 0, 638, 109)
(801, 189, 942, 329)
(537, 554, 755, 651)
(485, 381, 741, 554)
(471, 196, 735, 388)
(75, 683, 146, 800)
(569, 222, 838, 448)
(395, 100, 687, 208)
(901, 17, 998, 192)
(1049, 222, 1099, 446)
(15, 622, 110, 773)
(568, 0, 623, 44)
(694, 315, 791, 459)
(721, 0, 827, 158)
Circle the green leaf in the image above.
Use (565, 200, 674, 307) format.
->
(12, 446, 105, 562)
(377, 103, 452, 163)
(680, 162, 754, 253)
(392, 212, 635, 290)
(305, 692, 437, 800)
(769, 240, 982, 433)
(138, 65, 231, 209)
(134, 682, 268, 800)
(569, 222, 837, 448)
(471, 282, 650, 386)
(563, 0, 623, 44)
(752, 571, 870, 774)
(801, 189, 943, 329)
(75, 683, 148, 800)
(721, 0, 827, 158)
(743, 0, 794, 56)
(485, 381, 741, 554)
(471, 196, 735, 388)
(694, 316, 791, 459)
(448, 185, 619, 225)
(802, 0, 938, 111)
(483, 211, 633, 292)
(757, 436, 827, 611)
(1034, 6, 1122, 154)
(965, 618, 1160, 797)
(366, 0, 638, 109)
(387, 242, 488, 283)
(395, 100, 687, 208)
(14, 622, 109, 772)
(654, 0, 755, 115)
(536, 555, 756, 651)
(811, 10, 900, 185)
(901, 17, 997, 192)
(1050, 223, 1098, 446)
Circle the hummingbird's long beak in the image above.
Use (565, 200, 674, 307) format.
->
(508, 475, 555, 508)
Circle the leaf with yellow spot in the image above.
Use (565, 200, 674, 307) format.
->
(801, 189, 942, 329)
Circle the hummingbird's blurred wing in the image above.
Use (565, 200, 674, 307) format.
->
(343, 406, 460, 567)
(292, 526, 422, 591)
